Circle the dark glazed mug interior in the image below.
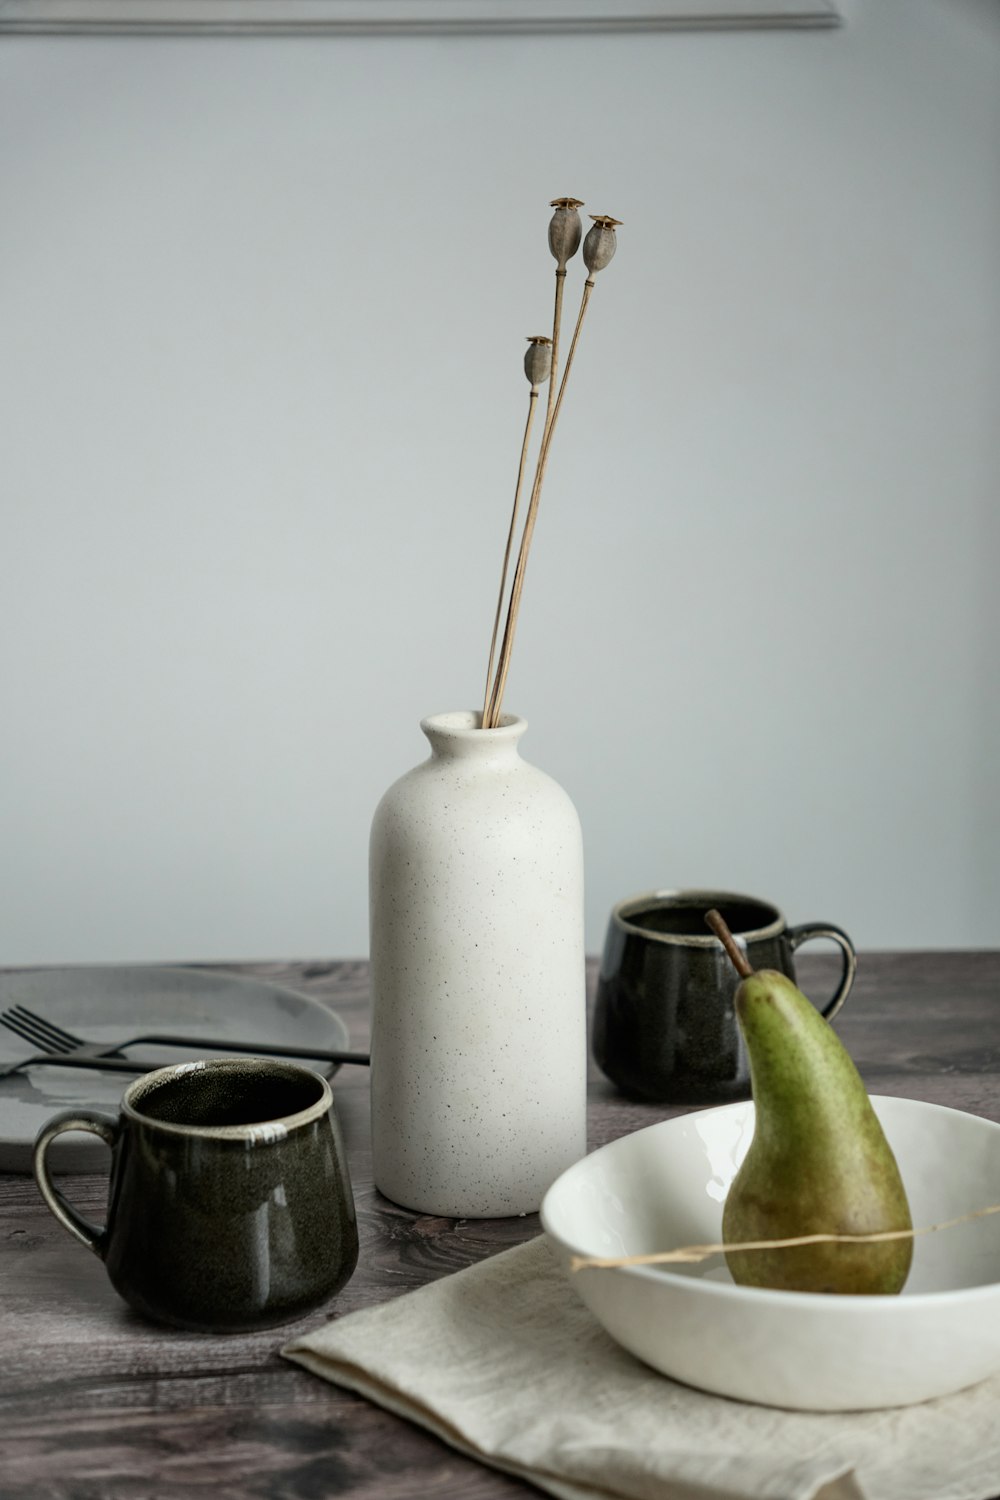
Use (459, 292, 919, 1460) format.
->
(616, 891, 783, 943)
(128, 1060, 325, 1129)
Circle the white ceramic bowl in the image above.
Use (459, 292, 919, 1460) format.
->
(540, 1096, 1000, 1411)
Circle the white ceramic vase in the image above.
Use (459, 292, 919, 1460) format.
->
(369, 710, 587, 1217)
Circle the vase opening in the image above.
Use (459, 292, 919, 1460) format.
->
(420, 710, 527, 759)
(421, 709, 524, 734)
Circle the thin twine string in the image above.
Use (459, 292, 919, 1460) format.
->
(568, 1202, 1000, 1273)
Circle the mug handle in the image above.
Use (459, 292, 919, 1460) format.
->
(33, 1110, 119, 1257)
(786, 922, 858, 1024)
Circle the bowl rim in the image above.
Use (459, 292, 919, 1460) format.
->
(540, 1095, 1000, 1310)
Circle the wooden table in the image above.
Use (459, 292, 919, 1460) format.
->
(1, 952, 998, 1499)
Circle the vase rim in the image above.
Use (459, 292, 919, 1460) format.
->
(420, 709, 527, 739)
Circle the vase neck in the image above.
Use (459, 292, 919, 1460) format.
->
(420, 710, 527, 764)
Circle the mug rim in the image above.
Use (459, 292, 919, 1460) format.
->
(612, 888, 786, 946)
(122, 1057, 333, 1141)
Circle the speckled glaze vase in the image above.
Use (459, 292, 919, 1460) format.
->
(369, 710, 587, 1217)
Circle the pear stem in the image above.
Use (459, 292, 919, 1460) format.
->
(705, 908, 754, 979)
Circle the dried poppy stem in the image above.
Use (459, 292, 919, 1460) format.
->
(482, 207, 621, 729)
(481, 390, 538, 726)
(485, 283, 593, 727)
(481, 338, 551, 727)
(545, 270, 567, 440)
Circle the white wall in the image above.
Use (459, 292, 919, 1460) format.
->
(1, 0, 998, 964)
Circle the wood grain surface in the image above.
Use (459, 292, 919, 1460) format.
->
(1, 952, 998, 1499)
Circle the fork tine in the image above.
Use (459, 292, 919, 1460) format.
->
(0, 1008, 66, 1052)
(12, 1004, 85, 1048)
(0, 1008, 58, 1049)
(2, 1005, 79, 1053)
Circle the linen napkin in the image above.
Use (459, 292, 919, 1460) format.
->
(283, 1237, 1000, 1500)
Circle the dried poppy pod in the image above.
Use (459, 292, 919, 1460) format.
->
(583, 215, 622, 276)
(548, 197, 585, 270)
(524, 335, 553, 387)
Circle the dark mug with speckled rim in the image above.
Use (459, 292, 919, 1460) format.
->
(33, 1057, 358, 1333)
(592, 889, 857, 1104)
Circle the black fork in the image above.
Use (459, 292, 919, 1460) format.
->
(1, 1004, 125, 1060)
(0, 1003, 370, 1078)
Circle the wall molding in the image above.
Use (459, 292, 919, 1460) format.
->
(0, 1, 844, 35)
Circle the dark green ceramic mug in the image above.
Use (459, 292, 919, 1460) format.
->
(33, 1057, 358, 1333)
(593, 889, 857, 1104)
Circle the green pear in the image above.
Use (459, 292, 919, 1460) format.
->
(723, 969, 913, 1295)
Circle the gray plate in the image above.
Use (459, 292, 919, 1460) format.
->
(0, 966, 350, 1173)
